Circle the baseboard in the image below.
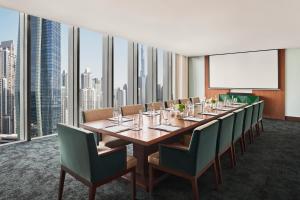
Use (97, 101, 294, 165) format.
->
(285, 116, 300, 122)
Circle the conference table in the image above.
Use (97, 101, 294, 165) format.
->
(81, 104, 245, 190)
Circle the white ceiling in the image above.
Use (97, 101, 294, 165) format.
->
(1, 0, 300, 56)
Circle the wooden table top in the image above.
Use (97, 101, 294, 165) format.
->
(81, 105, 245, 146)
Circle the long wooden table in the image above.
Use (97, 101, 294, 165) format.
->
(81, 104, 245, 190)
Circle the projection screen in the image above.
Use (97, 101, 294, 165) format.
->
(209, 50, 278, 89)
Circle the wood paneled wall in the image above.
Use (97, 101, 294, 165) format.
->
(204, 49, 285, 120)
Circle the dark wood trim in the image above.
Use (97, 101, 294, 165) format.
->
(285, 116, 300, 122)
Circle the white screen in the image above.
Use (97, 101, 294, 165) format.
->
(209, 50, 278, 89)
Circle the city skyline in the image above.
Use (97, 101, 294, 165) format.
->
(0, 7, 165, 143)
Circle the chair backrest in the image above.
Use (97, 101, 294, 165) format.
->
(189, 120, 219, 174)
(146, 102, 163, 111)
(251, 103, 260, 126)
(232, 109, 245, 143)
(82, 108, 113, 123)
(58, 124, 97, 182)
(258, 100, 264, 121)
(190, 97, 200, 104)
(121, 104, 144, 116)
(165, 99, 178, 108)
(243, 105, 253, 132)
(179, 98, 190, 104)
(216, 113, 235, 154)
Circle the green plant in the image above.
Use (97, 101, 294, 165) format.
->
(175, 104, 186, 112)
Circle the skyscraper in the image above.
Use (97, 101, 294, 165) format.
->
(61, 70, 68, 123)
(0, 40, 15, 135)
(29, 16, 61, 137)
(138, 46, 147, 104)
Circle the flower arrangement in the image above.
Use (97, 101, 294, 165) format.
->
(175, 104, 186, 112)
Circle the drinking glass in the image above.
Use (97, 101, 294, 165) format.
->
(163, 110, 171, 125)
(113, 108, 119, 124)
(132, 114, 140, 130)
(118, 112, 122, 125)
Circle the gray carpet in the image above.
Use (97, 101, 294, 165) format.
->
(0, 119, 300, 200)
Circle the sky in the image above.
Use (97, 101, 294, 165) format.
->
(0, 7, 19, 51)
(0, 7, 163, 90)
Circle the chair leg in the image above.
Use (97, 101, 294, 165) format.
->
(229, 146, 235, 168)
(212, 162, 219, 190)
(149, 165, 154, 194)
(261, 120, 264, 132)
(247, 130, 252, 144)
(191, 177, 199, 200)
(215, 156, 223, 184)
(239, 138, 244, 154)
(88, 185, 96, 200)
(131, 168, 136, 200)
(242, 133, 246, 152)
(256, 124, 260, 136)
(250, 128, 254, 143)
(58, 168, 66, 200)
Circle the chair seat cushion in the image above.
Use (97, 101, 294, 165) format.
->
(127, 156, 137, 169)
(96, 145, 112, 155)
(148, 152, 160, 166)
(102, 135, 131, 148)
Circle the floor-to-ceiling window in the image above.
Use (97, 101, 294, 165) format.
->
(113, 37, 129, 107)
(29, 16, 70, 138)
(79, 29, 103, 122)
(138, 44, 149, 104)
(0, 8, 20, 144)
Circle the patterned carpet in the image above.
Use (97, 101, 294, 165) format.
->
(0, 119, 300, 200)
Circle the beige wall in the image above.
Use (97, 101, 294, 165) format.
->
(174, 54, 188, 99)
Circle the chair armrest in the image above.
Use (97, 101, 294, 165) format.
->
(159, 144, 195, 176)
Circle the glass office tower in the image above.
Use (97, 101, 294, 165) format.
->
(29, 16, 61, 137)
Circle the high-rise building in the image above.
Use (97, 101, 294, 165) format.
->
(61, 70, 68, 123)
(0, 40, 15, 135)
(138, 46, 147, 104)
(81, 68, 92, 89)
(29, 16, 61, 137)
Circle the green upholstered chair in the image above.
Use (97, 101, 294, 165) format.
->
(258, 100, 265, 132)
(165, 99, 179, 108)
(216, 113, 235, 184)
(243, 105, 254, 145)
(82, 108, 130, 148)
(179, 98, 191, 105)
(148, 120, 220, 200)
(251, 102, 260, 137)
(146, 102, 163, 111)
(190, 97, 200, 104)
(57, 124, 137, 200)
(232, 108, 246, 163)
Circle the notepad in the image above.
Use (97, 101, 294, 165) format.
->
(107, 117, 133, 122)
(215, 107, 232, 111)
(226, 104, 243, 108)
(103, 125, 131, 133)
(201, 112, 219, 116)
(143, 111, 160, 116)
(182, 117, 204, 122)
(150, 124, 181, 132)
